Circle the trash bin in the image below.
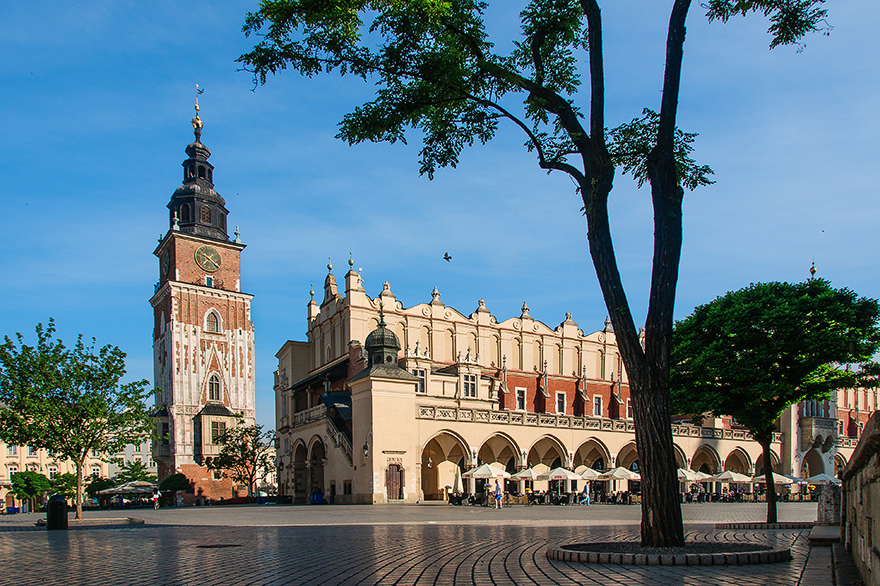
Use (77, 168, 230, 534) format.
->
(46, 494, 68, 530)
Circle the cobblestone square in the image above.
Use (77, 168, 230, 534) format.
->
(0, 503, 835, 585)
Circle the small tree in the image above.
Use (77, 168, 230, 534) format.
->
(85, 477, 116, 507)
(114, 460, 158, 484)
(207, 421, 274, 498)
(0, 321, 154, 519)
(50, 473, 77, 500)
(158, 473, 191, 506)
(10, 471, 51, 511)
(671, 278, 880, 522)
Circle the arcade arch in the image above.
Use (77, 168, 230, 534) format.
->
(291, 440, 308, 503)
(573, 438, 610, 473)
(477, 433, 520, 472)
(723, 448, 752, 475)
(691, 445, 721, 475)
(616, 442, 639, 472)
(801, 448, 825, 478)
(421, 431, 470, 501)
(526, 435, 567, 469)
(754, 450, 781, 475)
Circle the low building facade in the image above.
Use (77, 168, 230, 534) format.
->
(272, 265, 879, 505)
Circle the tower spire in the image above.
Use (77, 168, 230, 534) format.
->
(167, 87, 231, 242)
(192, 84, 204, 143)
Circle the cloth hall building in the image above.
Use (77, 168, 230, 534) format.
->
(274, 263, 875, 504)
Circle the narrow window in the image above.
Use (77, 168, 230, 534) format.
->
(180, 204, 190, 222)
(206, 312, 219, 333)
(516, 388, 526, 411)
(463, 374, 477, 398)
(593, 396, 603, 417)
(48, 466, 58, 479)
(7, 445, 17, 456)
(208, 374, 221, 402)
(201, 205, 211, 224)
(198, 165, 206, 179)
(28, 446, 37, 456)
(556, 392, 566, 414)
(411, 369, 426, 393)
(626, 399, 633, 419)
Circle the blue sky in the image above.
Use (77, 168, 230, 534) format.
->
(2, 1, 878, 428)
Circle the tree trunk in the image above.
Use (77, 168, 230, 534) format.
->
(74, 457, 84, 520)
(631, 375, 685, 546)
(760, 437, 778, 523)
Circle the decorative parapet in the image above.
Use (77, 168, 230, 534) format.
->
(838, 436, 860, 449)
(418, 406, 781, 443)
(292, 404, 326, 428)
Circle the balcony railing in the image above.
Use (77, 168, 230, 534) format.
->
(292, 404, 326, 428)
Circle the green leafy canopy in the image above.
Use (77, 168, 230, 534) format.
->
(670, 278, 880, 440)
(240, 0, 724, 186)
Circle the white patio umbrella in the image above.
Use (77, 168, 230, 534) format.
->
(97, 480, 158, 496)
(693, 471, 714, 481)
(751, 472, 804, 485)
(461, 463, 510, 479)
(511, 467, 542, 480)
(536, 467, 583, 481)
(579, 467, 602, 481)
(805, 473, 841, 485)
(677, 468, 700, 482)
(597, 467, 641, 481)
(712, 470, 753, 483)
(451, 467, 464, 493)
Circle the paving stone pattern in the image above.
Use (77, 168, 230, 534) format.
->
(0, 523, 814, 586)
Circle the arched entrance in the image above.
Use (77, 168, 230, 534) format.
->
(527, 435, 567, 493)
(834, 454, 847, 478)
(691, 445, 721, 475)
(308, 438, 325, 502)
(292, 441, 308, 504)
(421, 431, 469, 501)
(801, 448, 824, 478)
(478, 433, 520, 494)
(723, 448, 752, 474)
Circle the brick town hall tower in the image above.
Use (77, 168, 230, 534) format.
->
(150, 101, 255, 502)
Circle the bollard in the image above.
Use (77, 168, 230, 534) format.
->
(46, 494, 68, 530)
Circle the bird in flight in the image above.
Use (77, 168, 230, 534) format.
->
(443, 252, 452, 262)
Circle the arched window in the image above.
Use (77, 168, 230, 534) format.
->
(180, 204, 190, 222)
(198, 165, 206, 179)
(201, 206, 211, 224)
(206, 312, 220, 333)
(208, 374, 221, 402)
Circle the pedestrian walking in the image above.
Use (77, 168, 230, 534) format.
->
(494, 480, 503, 509)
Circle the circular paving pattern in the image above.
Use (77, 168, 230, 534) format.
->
(547, 540, 792, 566)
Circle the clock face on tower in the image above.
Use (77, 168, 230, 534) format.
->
(194, 245, 222, 272)
(160, 250, 170, 277)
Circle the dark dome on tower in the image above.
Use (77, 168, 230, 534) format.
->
(364, 311, 400, 367)
(166, 102, 230, 242)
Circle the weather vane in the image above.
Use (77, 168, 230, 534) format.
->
(192, 84, 204, 141)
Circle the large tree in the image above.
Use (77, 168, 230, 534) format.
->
(239, 0, 829, 545)
(207, 421, 274, 498)
(670, 278, 880, 522)
(0, 321, 154, 519)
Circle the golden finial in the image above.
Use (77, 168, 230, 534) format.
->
(810, 260, 817, 280)
(192, 84, 204, 142)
